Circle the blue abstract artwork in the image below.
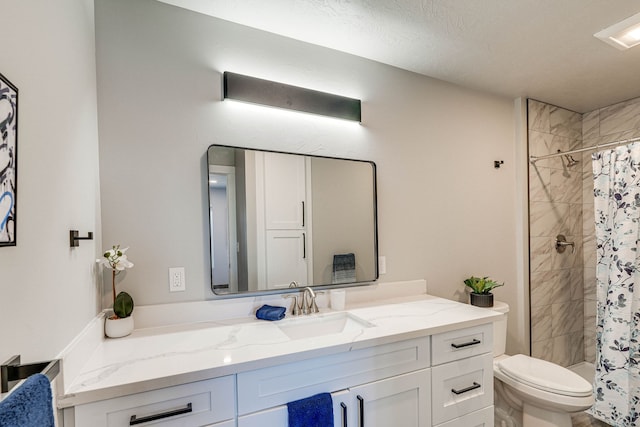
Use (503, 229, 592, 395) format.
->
(0, 72, 17, 246)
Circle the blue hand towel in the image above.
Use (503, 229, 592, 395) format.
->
(256, 304, 286, 321)
(0, 373, 54, 427)
(287, 392, 334, 427)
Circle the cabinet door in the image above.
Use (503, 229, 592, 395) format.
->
(349, 369, 431, 427)
(265, 230, 308, 288)
(263, 152, 306, 230)
(238, 390, 349, 427)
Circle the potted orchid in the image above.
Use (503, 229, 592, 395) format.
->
(99, 245, 135, 338)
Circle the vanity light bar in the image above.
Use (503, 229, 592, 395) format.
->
(223, 72, 361, 122)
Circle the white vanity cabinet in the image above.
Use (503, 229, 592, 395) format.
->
(238, 370, 430, 427)
(60, 308, 498, 427)
(235, 324, 493, 427)
(236, 336, 431, 426)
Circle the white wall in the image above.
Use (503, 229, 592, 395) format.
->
(0, 0, 101, 363)
(96, 0, 522, 351)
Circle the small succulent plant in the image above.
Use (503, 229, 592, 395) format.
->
(98, 245, 134, 319)
(463, 276, 504, 295)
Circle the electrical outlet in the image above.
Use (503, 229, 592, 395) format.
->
(169, 267, 186, 292)
(378, 256, 386, 275)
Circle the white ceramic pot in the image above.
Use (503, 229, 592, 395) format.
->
(105, 315, 134, 338)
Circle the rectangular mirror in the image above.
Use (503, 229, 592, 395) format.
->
(207, 145, 378, 295)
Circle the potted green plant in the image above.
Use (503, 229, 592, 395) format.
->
(99, 245, 135, 338)
(464, 276, 503, 307)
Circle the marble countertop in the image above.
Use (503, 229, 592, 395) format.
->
(58, 294, 501, 407)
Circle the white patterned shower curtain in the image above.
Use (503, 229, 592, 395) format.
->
(591, 141, 640, 426)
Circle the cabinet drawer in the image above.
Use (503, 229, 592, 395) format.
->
(434, 406, 493, 427)
(238, 390, 348, 427)
(74, 376, 235, 427)
(431, 353, 493, 425)
(237, 337, 430, 415)
(431, 323, 492, 365)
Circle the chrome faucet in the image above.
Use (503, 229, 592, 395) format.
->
(286, 281, 302, 315)
(302, 287, 319, 315)
(284, 282, 319, 316)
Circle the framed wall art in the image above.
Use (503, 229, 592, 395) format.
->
(0, 72, 18, 246)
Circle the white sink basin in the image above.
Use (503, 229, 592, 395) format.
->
(277, 312, 374, 340)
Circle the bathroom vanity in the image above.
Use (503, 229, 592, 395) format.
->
(57, 287, 500, 427)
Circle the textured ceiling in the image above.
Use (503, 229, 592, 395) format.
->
(158, 0, 640, 113)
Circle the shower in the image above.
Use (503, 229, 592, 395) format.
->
(527, 98, 640, 427)
(563, 154, 579, 167)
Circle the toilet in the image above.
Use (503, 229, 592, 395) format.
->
(491, 301, 594, 427)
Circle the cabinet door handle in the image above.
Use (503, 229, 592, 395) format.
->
(451, 338, 481, 349)
(451, 382, 481, 395)
(301, 201, 305, 227)
(302, 232, 306, 259)
(341, 402, 348, 427)
(357, 395, 364, 427)
(129, 402, 192, 425)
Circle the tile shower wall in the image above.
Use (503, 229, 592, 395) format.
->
(528, 99, 584, 367)
(581, 96, 640, 364)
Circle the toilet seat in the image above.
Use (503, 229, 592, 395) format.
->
(498, 354, 592, 398)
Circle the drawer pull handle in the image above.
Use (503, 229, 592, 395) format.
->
(451, 382, 481, 395)
(129, 402, 192, 425)
(341, 402, 348, 427)
(357, 395, 364, 427)
(451, 338, 481, 349)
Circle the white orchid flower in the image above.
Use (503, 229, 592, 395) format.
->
(100, 245, 134, 271)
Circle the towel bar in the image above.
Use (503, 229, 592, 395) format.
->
(1, 355, 60, 393)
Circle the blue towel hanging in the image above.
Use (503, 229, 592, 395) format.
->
(287, 392, 334, 427)
(0, 373, 54, 427)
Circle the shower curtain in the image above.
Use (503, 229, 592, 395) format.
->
(591, 141, 640, 426)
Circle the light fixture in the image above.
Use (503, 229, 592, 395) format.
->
(223, 72, 361, 122)
(594, 11, 640, 50)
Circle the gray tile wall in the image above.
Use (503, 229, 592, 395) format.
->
(528, 99, 584, 367)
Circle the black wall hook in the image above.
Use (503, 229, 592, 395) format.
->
(70, 230, 93, 247)
(494, 160, 504, 169)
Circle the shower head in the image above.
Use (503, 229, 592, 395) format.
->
(563, 154, 580, 167)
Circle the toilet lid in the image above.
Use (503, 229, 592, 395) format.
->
(498, 354, 593, 397)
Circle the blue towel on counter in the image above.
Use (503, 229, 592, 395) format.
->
(256, 304, 286, 321)
(287, 392, 334, 427)
(0, 373, 54, 427)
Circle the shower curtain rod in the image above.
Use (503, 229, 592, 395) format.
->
(529, 136, 640, 163)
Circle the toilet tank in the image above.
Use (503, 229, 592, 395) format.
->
(491, 301, 509, 356)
